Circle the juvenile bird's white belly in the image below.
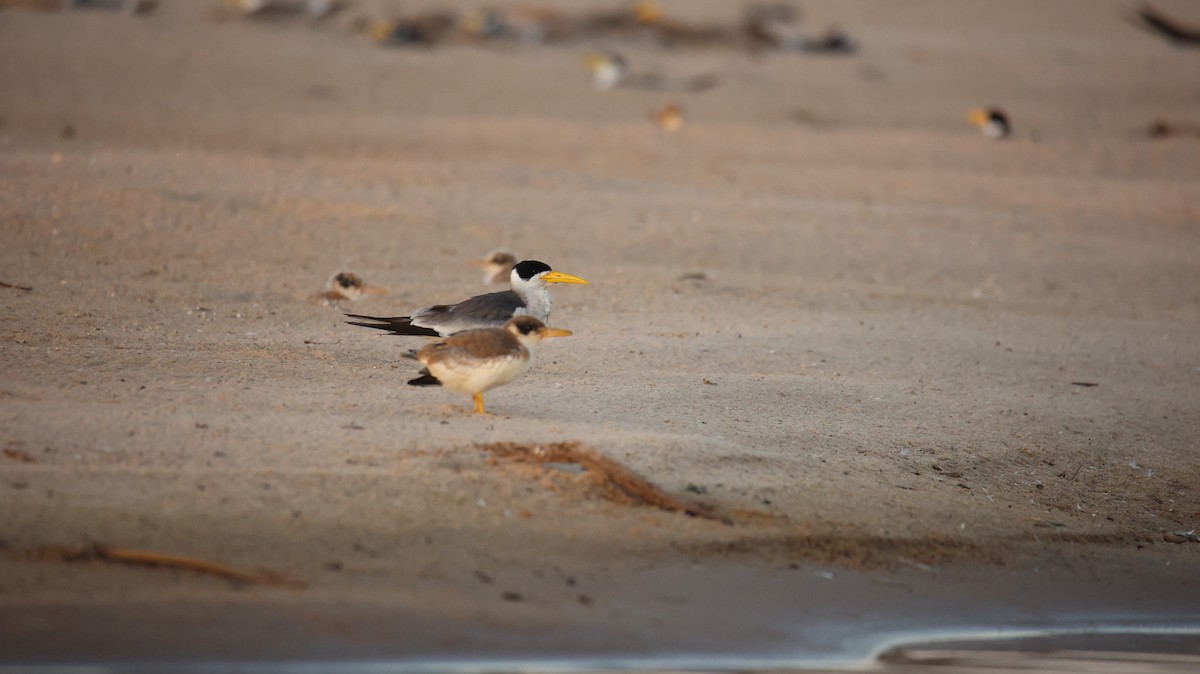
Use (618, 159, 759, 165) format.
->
(427, 355, 531, 394)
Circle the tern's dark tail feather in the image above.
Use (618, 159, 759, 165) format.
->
(344, 313, 440, 337)
(407, 371, 441, 387)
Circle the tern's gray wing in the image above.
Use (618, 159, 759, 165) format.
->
(409, 290, 525, 334)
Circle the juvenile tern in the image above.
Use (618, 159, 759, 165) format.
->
(405, 316, 572, 414)
(471, 249, 518, 286)
(346, 260, 587, 337)
(309, 271, 387, 306)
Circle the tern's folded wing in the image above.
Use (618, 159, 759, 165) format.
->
(410, 290, 526, 333)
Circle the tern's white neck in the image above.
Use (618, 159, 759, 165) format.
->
(511, 276, 552, 322)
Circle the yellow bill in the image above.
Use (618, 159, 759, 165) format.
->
(582, 52, 609, 71)
(541, 271, 589, 285)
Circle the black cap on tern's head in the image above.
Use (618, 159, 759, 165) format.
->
(513, 260, 553, 281)
(511, 260, 589, 286)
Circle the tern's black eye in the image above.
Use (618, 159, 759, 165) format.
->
(513, 260, 551, 281)
(335, 273, 354, 288)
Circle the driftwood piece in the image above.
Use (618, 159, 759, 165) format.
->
(22, 543, 306, 588)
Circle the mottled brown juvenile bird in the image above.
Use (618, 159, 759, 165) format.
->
(309, 271, 387, 305)
(471, 249, 518, 286)
(405, 316, 572, 414)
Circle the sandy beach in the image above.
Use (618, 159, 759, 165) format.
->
(1, 0, 1199, 670)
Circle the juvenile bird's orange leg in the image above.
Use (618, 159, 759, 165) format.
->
(473, 393, 486, 415)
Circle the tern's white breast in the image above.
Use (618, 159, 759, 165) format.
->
(427, 354, 531, 395)
(592, 62, 625, 90)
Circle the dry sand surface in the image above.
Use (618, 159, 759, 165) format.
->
(1, 0, 1199, 669)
